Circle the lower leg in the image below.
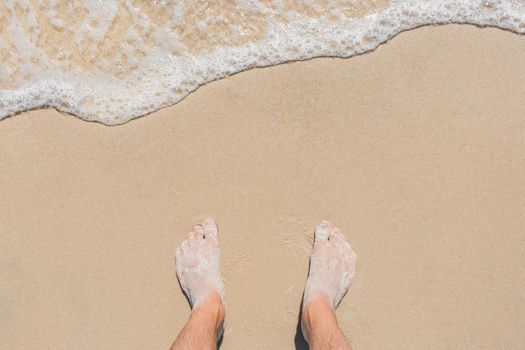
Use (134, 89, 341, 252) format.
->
(302, 296, 352, 350)
(301, 220, 357, 350)
(170, 291, 224, 350)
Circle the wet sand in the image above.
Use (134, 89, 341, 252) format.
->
(1, 25, 524, 349)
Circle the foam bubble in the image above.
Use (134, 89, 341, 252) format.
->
(0, 0, 523, 125)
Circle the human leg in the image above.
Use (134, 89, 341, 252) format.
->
(301, 220, 357, 350)
(171, 218, 225, 350)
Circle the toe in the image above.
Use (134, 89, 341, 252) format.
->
(203, 217, 218, 238)
(346, 252, 357, 279)
(349, 249, 357, 264)
(314, 220, 332, 243)
(345, 240, 354, 254)
(175, 246, 182, 261)
(175, 247, 183, 272)
(193, 225, 205, 239)
(329, 226, 344, 241)
(181, 237, 191, 250)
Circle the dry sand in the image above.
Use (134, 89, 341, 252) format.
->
(1, 25, 525, 349)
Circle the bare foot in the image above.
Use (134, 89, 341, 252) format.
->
(175, 218, 225, 310)
(300, 221, 356, 348)
(303, 220, 357, 310)
(172, 219, 225, 349)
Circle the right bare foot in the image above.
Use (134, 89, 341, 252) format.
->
(303, 220, 357, 310)
(300, 221, 356, 348)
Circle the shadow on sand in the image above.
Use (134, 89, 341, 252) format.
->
(294, 298, 309, 350)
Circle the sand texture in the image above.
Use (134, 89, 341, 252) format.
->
(1, 25, 525, 349)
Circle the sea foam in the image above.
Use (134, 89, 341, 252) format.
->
(0, 0, 523, 125)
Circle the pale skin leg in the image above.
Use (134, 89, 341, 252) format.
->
(171, 218, 225, 350)
(171, 218, 356, 350)
(301, 220, 357, 350)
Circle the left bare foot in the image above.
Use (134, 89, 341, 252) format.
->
(175, 218, 225, 310)
(172, 218, 225, 348)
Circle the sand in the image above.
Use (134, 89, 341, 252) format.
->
(1, 25, 524, 349)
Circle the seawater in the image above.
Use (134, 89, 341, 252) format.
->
(0, 0, 523, 125)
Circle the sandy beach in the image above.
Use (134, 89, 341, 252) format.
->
(1, 25, 525, 349)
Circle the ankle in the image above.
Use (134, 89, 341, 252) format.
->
(301, 295, 339, 345)
(303, 294, 336, 321)
(191, 291, 225, 333)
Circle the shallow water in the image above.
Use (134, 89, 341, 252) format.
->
(0, 0, 524, 125)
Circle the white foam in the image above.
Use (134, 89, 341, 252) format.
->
(0, 0, 523, 125)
